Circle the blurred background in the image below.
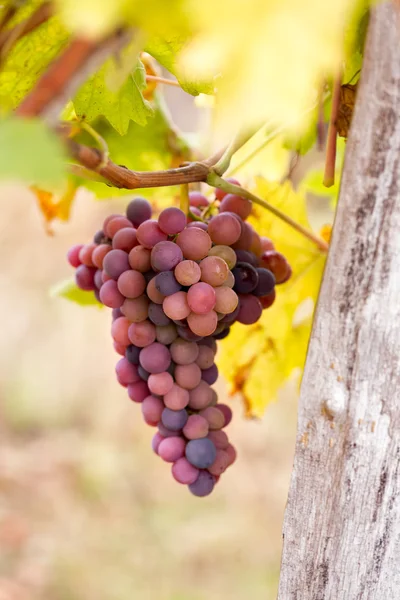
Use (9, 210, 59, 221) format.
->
(0, 88, 302, 600)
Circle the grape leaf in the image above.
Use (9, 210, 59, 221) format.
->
(0, 118, 66, 186)
(50, 278, 102, 306)
(73, 52, 154, 135)
(0, 7, 68, 113)
(217, 178, 326, 416)
(145, 37, 216, 95)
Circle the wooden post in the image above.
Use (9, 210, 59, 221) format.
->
(277, 4, 400, 598)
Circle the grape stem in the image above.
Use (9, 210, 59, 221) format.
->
(146, 74, 180, 87)
(323, 69, 342, 187)
(206, 172, 329, 253)
(211, 127, 258, 176)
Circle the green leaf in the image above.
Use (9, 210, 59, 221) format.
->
(0, 6, 68, 113)
(73, 50, 154, 134)
(50, 278, 102, 306)
(0, 118, 66, 185)
(145, 37, 216, 96)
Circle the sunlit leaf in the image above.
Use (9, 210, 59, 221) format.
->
(31, 180, 78, 234)
(0, 118, 66, 186)
(50, 278, 102, 306)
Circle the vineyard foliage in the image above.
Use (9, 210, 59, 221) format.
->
(0, 0, 370, 415)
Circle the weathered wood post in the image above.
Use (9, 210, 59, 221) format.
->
(277, 3, 400, 598)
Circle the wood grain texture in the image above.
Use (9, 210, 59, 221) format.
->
(277, 4, 400, 599)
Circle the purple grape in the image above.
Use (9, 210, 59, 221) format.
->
(158, 207, 187, 235)
(94, 269, 103, 290)
(161, 407, 188, 431)
(176, 325, 203, 342)
(237, 294, 263, 324)
(155, 271, 182, 296)
(112, 307, 123, 320)
(234, 249, 258, 267)
(189, 191, 209, 207)
(103, 250, 130, 280)
(126, 197, 152, 226)
(148, 302, 171, 326)
(220, 303, 240, 324)
(172, 458, 199, 484)
(137, 220, 168, 249)
(185, 438, 216, 468)
(232, 262, 259, 293)
(93, 230, 106, 244)
(198, 337, 217, 352)
(201, 363, 218, 385)
(125, 344, 141, 364)
(144, 270, 157, 284)
(75, 265, 96, 290)
(138, 365, 150, 381)
(151, 241, 183, 272)
(99, 279, 125, 308)
(187, 221, 208, 231)
(253, 268, 276, 297)
(139, 343, 171, 373)
(213, 327, 230, 340)
(158, 423, 178, 438)
(188, 470, 215, 495)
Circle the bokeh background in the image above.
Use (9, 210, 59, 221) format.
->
(0, 90, 304, 600)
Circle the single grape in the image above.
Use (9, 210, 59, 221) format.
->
(112, 307, 123, 320)
(148, 371, 174, 396)
(234, 249, 259, 267)
(126, 197, 152, 226)
(111, 316, 131, 346)
(138, 365, 150, 381)
(189, 191, 209, 207)
(147, 302, 171, 326)
(156, 323, 178, 345)
(158, 207, 187, 235)
(232, 221, 253, 251)
(117, 270, 146, 299)
(128, 320, 156, 347)
(176, 227, 212, 260)
(187, 221, 208, 231)
(199, 256, 229, 287)
(139, 342, 171, 373)
(250, 230, 262, 257)
(92, 244, 111, 269)
(158, 437, 186, 462)
(232, 262, 259, 293)
(185, 438, 216, 469)
(188, 471, 216, 497)
(164, 383, 190, 410)
(141, 395, 164, 426)
(93, 230, 106, 244)
(208, 213, 241, 245)
(198, 337, 217, 352)
(152, 432, 164, 455)
(188, 381, 214, 410)
(187, 282, 216, 315)
(99, 279, 124, 308)
(187, 310, 218, 337)
(260, 236, 275, 252)
(220, 303, 240, 324)
(105, 216, 133, 239)
(219, 193, 252, 220)
(260, 289, 276, 309)
(175, 363, 202, 390)
(146, 276, 165, 304)
(128, 245, 151, 272)
(136, 220, 168, 249)
(201, 363, 218, 385)
(207, 430, 229, 450)
(221, 270, 235, 289)
(237, 294, 263, 324)
(158, 423, 178, 438)
(125, 344, 141, 364)
(174, 260, 201, 286)
(155, 271, 182, 296)
(103, 249, 130, 280)
(67, 244, 83, 267)
(79, 243, 96, 267)
(163, 292, 191, 321)
(199, 406, 225, 430)
(121, 295, 149, 322)
(195, 345, 215, 370)
(114, 341, 126, 356)
(225, 443, 237, 466)
(112, 227, 138, 252)
(94, 269, 104, 290)
(103, 213, 121, 232)
(75, 265, 96, 291)
(170, 338, 199, 365)
(151, 241, 183, 272)
(215, 178, 240, 201)
(214, 327, 230, 340)
(172, 457, 199, 484)
(127, 380, 149, 403)
(115, 357, 141, 386)
(252, 268, 275, 297)
(215, 404, 233, 427)
(161, 407, 188, 431)
(208, 245, 237, 269)
(208, 449, 230, 475)
(183, 414, 209, 439)
(259, 250, 292, 284)
(214, 286, 239, 314)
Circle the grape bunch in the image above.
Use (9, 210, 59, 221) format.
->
(67, 181, 291, 497)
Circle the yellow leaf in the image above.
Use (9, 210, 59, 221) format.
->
(217, 178, 326, 416)
(31, 180, 78, 234)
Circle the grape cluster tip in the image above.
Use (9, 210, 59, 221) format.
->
(67, 180, 291, 497)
